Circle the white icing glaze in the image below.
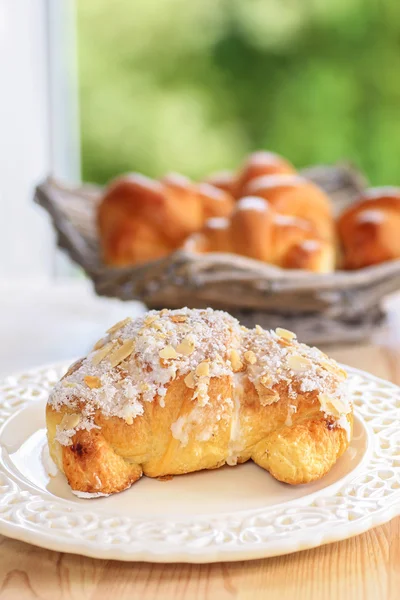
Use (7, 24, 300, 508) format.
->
(337, 414, 351, 441)
(163, 172, 192, 187)
(356, 209, 385, 224)
(236, 196, 269, 212)
(206, 217, 229, 230)
(198, 182, 227, 201)
(247, 174, 304, 193)
(226, 372, 244, 466)
(125, 173, 163, 193)
(299, 239, 321, 252)
(72, 490, 111, 499)
(246, 151, 283, 165)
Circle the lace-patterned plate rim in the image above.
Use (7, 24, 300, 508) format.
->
(0, 361, 399, 563)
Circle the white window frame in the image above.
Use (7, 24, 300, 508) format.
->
(0, 0, 80, 280)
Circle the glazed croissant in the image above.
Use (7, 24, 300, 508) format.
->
(184, 196, 335, 273)
(98, 173, 234, 267)
(337, 187, 400, 269)
(204, 150, 296, 200)
(46, 308, 352, 497)
(243, 173, 335, 242)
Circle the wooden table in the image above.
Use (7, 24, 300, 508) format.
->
(1, 296, 399, 600)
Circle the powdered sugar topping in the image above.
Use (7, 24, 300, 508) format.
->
(49, 309, 351, 446)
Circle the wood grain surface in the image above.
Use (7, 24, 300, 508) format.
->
(1, 298, 400, 600)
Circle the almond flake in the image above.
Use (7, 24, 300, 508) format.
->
(287, 354, 311, 372)
(255, 324, 263, 335)
(195, 361, 210, 377)
(230, 349, 243, 372)
(184, 371, 196, 389)
(60, 413, 81, 430)
(84, 375, 102, 389)
(276, 327, 296, 341)
(171, 315, 187, 323)
(159, 345, 178, 360)
(124, 416, 134, 425)
(318, 393, 345, 417)
(260, 375, 272, 387)
(144, 315, 157, 326)
(109, 339, 135, 367)
(93, 337, 107, 350)
(176, 337, 195, 356)
(107, 317, 132, 335)
(160, 309, 169, 316)
(244, 350, 257, 364)
(91, 342, 114, 366)
(62, 381, 77, 388)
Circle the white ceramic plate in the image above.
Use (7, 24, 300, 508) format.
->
(0, 362, 399, 563)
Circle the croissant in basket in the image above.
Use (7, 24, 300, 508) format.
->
(244, 173, 335, 242)
(185, 196, 335, 273)
(98, 173, 234, 267)
(337, 187, 400, 269)
(205, 150, 296, 199)
(46, 308, 352, 497)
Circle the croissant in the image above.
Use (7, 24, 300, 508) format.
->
(234, 151, 296, 198)
(185, 197, 335, 273)
(205, 170, 236, 196)
(98, 173, 234, 267)
(337, 187, 400, 269)
(243, 174, 335, 242)
(46, 308, 352, 497)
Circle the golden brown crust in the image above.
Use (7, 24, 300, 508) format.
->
(234, 151, 296, 199)
(337, 187, 400, 269)
(243, 174, 334, 242)
(46, 309, 352, 496)
(98, 173, 234, 267)
(185, 197, 335, 272)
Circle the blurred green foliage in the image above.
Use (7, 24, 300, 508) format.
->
(77, 0, 400, 185)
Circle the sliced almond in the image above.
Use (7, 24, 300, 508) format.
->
(62, 381, 77, 388)
(107, 317, 132, 335)
(93, 337, 107, 351)
(244, 350, 257, 364)
(159, 345, 178, 360)
(109, 339, 135, 368)
(255, 324, 263, 335)
(144, 315, 157, 326)
(276, 327, 296, 342)
(171, 315, 187, 323)
(59, 413, 81, 430)
(260, 374, 273, 388)
(230, 349, 243, 372)
(91, 342, 115, 366)
(160, 309, 169, 316)
(124, 416, 134, 425)
(195, 361, 210, 377)
(176, 337, 195, 356)
(184, 371, 196, 389)
(84, 375, 102, 389)
(322, 360, 347, 380)
(287, 354, 311, 372)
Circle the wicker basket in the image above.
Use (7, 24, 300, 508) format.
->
(34, 164, 400, 344)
